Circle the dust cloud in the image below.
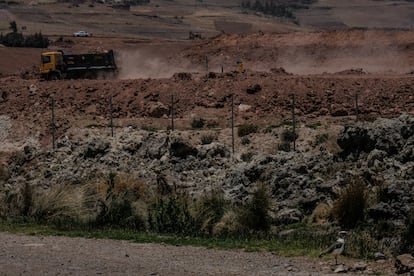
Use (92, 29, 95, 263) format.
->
(260, 32, 411, 75)
(115, 50, 200, 79)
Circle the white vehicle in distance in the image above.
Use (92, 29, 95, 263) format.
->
(73, 31, 91, 37)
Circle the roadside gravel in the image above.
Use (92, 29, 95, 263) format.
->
(0, 232, 395, 275)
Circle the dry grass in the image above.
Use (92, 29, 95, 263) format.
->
(32, 184, 96, 224)
(306, 202, 331, 225)
(332, 177, 367, 229)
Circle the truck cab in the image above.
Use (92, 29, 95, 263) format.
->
(40, 51, 64, 80)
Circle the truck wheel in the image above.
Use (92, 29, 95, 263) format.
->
(49, 71, 61, 80)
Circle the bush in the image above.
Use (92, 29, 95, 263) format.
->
(195, 190, 227, 236)
(332, 177, 367, 229)
(311, 133, 329, 147)
(237, 184, 271, 234)
(241, 136, 250, 145)
(148, 194, 199, 236)
(191, 117, 205, 129)
(400, 209, 414, 254)
(238, 123, 258, 137)
(281, 128, 298, 143)
(24, 32, 49, 48)
(240, 0, 298, 19)
(93, 173, 146, 229)
(241, 152, 254, 162)
(0, 21, 49, 48)
(278, 142, 291, 152)
(200, 134, 215, 145)
(345, 230, 382, 259)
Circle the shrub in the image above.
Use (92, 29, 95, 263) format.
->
(0, 182, 34, 219)
(241, 152, 254, 162)
(237, 184, 271, 235)
(345, 230, 382, 259)
(0, 164, 10, 183)
(400, 208, 414, 254)
(238, 123, 258, 137)
(200, 134, 215, 145)
(306, 122, 322, 129)
(241, 0, 297, 19)
(148, 194, 199, 236)
(281, 128, 298, 143)
(0, 21, 49, 48)
(332, 177, 367, 229)
(278, 142, 291, 152)
(195, 190, 227, 236)
(311, 133, 329, 147)
(93, 173, 146, 229)
(241, 136, 250, 145)
(191, 117, 205, 129)
(21, 182, 33, 217)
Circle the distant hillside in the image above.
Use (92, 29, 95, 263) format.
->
(1, 0, 414, 39)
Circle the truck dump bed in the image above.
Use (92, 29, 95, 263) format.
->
(63, 50, 116, 71)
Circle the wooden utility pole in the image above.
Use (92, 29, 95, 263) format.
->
(171, 94, 174, 131)
(291, 94, 296, 151)
(231, 94, 235, 158)
(109, 96, 114, 137)
(51, 97, 55, 150)
(355, 94, 359, 121)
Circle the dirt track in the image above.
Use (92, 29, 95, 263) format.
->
(0, 232, 396, 275)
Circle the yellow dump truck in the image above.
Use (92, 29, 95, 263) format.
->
(40, 50, 117, 80)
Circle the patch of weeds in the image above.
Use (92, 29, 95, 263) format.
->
(310, 133, 329, 147)
(400, 208, 414, 254)
(278, 128, 298, 152)
(201, 134, 215, 145)
(264, 125, 276, 133)
(86, 124, 106, 129)
(238, 123, 258, 137)
(148, 194, 200, 236)
(0, 165, 10, 183)
(191, 117, 205, 129)
(241, 152, 254, 162)
(345, 230, 381, 259)
(278, 142, 291, 152)
(305, 122, 322, 129)
(241, 136, 250, 145)
(278, 121, 293, 127)
(281, 128, 298, 142)
(141, 125, 158, 132)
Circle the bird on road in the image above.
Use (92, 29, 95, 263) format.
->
(319, 231, 347, 265)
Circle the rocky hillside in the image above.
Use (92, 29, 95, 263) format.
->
(1, 112, 414, 257)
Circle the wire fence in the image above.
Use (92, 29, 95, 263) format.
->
(48, 91, 364, 156)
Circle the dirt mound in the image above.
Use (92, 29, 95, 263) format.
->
(1, 30, 414, 147)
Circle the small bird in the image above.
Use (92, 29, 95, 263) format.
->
(319, 231, 347, 265)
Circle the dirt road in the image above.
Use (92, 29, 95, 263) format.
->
(0, 232, 395, 275)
